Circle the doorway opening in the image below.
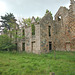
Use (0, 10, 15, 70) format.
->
(32, 41, 35, 52)
(49, 42, 52, 51)
(22, 43, 25, 51)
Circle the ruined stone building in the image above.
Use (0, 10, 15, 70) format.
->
(1, 0, 75, 54)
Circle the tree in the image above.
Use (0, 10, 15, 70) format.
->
(35, 17, 41, 23)
(45, 9, 53, 18)
(0, 35, 16, 51)
(1, 13, 17, 30)
(22, 18, 31, 26)
(1, 13, 19, 39)
(46, 9, 49, 14)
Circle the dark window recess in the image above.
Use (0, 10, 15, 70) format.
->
(32, 24, 35, 35)
(15, 43, 17, 51)
(49, 26, 51, 36)
(32, 41, 35, 52)
(16, 30, 17, 40)
(58, 16, 61, 21)
(49, 42, 52, 50)
(23, 29, 25, 36)
(22, 43, 25, 51)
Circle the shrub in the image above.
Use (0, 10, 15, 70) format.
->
(0, 34, 16, 51)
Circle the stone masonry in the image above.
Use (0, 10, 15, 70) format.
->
(11, 0, 75, 54)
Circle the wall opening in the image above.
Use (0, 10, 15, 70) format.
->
(15, 43, 17, 51)
(22, 29, 25, 39)
(32, 41, 35, 52)
(58, 16, 61, 21)
(22, 29, 25, 36)
(22, 43, 25, 51)
(31, 24, 35, 35)
(49, 42, 52, 51)
(49, 26, 51, 36)
(16, 29, 17, 40)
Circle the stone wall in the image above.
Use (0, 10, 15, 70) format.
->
(25, 26, 32, 52)
(17, 29, 22, 51)
(35, 24, 41, 54)
(40, 12, 53, 53)
(16, 0, 75, 53)
(54, 0, 75, 51)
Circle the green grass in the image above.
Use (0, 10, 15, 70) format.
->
(0, 51, 75, 75)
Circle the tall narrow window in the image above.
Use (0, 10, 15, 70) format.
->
(16, 29, 17, 40)
(49, 42, 52, 51)
(15, 43, 17, 51)
(31, 24, 35, 35)
(23, 29, 25, 36)
(22, 43, 25, 51)
(49, 26, 51, 36)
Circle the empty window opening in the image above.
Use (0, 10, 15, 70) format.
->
(22, 29, 25, 36)
(32, 41, 35, 52)
(58, 16, 61, 21)
(22, 29, 25, 39)
(49, 26, 51, 36)
(22, 43, 25, 51)
(49, 42, 52, 50)
(16, 29, 17, 40)
(31, 24, 35, 35)
(15, 43, 17, 51)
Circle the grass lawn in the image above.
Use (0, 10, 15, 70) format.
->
(0, 51, 75, 75)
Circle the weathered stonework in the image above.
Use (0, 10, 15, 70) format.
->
(2, 0, 74, 54)
(53, 0, 75, 51)
(15, 0, 75, 54)
(25, 26, 32, 53)
(40, 12, 53, 53)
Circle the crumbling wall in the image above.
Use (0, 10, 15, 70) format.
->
(40, 12, 53, 53)
(35, 24, 41, 54)
(54, 0, 75, 51)
(25, 26, 32, 52)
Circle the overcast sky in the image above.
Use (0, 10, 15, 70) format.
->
(0, 0, 70, 20)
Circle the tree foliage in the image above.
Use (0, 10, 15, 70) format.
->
(46, 9, 49, 14)
(31, 24, 35, 35)
(45, 9, 53, 18)
(22, 18, 31, 26)
(1, 13, 19, 39)
(35, 17, 41, 23)
(1, 13, 17, 30)
(0, 35, 15, 51)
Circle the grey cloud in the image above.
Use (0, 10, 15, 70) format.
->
(0, 0, 70, 19)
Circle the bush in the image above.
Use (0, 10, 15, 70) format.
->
(0, 34, 16, 51)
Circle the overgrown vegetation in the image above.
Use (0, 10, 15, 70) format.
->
(45, 9, 53, 18)
(0, 35, 16, 51)
(0, 51, 75, 75)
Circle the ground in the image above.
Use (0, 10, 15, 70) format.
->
(0, 51, 75, 75)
